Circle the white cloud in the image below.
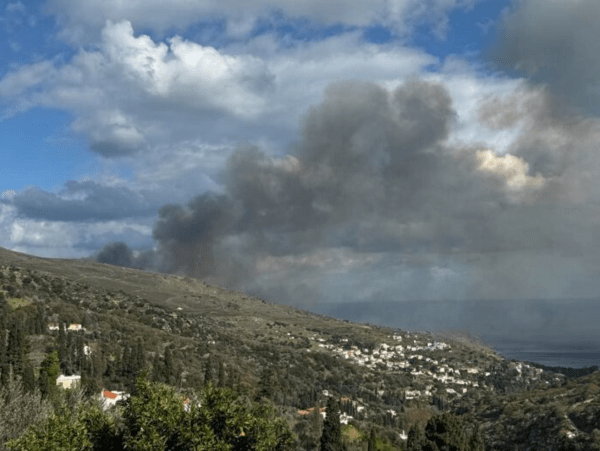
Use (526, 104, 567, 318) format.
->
(475, 149, 544, 190)
(0, 20, 274, 156)
(0, 20, 443, 159)
(0, 204, 153, 258)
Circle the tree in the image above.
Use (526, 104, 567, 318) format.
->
(132, 338, 145, 375)
(256, 365, 276, 401)
(21, 361, 35, 394)
(320, 397, 345, 451)
(203, 354, 214, 385)
(218, 360, 226, 388)
(6, 320, 25, 377)
(8, 377, 296, 451)
(407, 413, 484, 451)
(38, 352, 60, 398)
(57, 322, 66, 365)
(6, 401, 116, 451)
(0, 378, 53, 449)
(407, 424, 428, 451)
(368, 427, 377, 451)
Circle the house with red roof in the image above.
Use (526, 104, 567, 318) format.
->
(99, 389, 129, 409)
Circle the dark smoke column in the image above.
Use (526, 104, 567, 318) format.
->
(152, 193, 233, 277)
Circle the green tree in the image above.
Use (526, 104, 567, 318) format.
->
(320, 397, 345, 451)
(408, 413, 485, 451)
(123, 376, 296, 450)
(6, 401, 118, 451)
(164, 346, 176, 384)
(218, 360, 226, 388)
(0, 377, 53, 450)
(21, 360, 35, 393)
(57, 322, 67, 367)
(8, 376, 296, 451)
(256, 366, 276, 401)
(203, 354, 214, 385)
(132, 338, 145, 375)
(38, 352, 60, 398)
(407, 424, 428, 451)
(368, 427, 377, 451)
(6, 320, 25, 377)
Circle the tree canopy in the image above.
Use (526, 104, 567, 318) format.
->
(7, 376, 296, 451)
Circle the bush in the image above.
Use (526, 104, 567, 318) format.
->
(7, 376, 296, 451)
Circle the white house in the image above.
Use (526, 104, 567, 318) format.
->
(99, 390, 129, 409)
(56, 374, 81, 389)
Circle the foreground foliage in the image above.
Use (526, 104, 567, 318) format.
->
(7, 376, 296, 451)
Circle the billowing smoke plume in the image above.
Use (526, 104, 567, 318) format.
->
(491, 0, 600, 115)
(96, 241, 134, 267)
(95, 75, 600, 305)
(90, 0, 600, 351)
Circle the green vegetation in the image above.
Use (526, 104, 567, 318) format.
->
(7, 376, 296, 451)
(7, 298, 32, 310)
(1, 247, 600, 450)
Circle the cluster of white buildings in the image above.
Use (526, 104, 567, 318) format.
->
(307, 333, 503, 401)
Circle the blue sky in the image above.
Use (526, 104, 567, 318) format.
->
(0, 0, 510, 195)
(2, 0, 600, 310)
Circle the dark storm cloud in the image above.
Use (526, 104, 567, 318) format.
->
(3, 180, 153, 221)
(491, 0, 600, 114)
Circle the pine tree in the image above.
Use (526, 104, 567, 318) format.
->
(469, 423, 486, 451)
(407, 424, 427, 451)
(133, 338, 145, 375)
(121, 345, 132, 379)
(310, 400, 322, 443)
(218, 360, 226, 388)
(21, 359, 35, 393)
(34, 305, 45, 334)
(74, 333, 85, 372)
(38, 351, 60, 398)
(320, 397, 344, 451)
(152, 353, 164, 382)
(57, 321, 67, 368)
(368, 427, 376, 451)
(164, 346, 175, 384)
(203, 354, 213, 385)
(256, 365, 276, 401)
(7, 319, 25, 377)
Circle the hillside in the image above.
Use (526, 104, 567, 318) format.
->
(0, 246, 599, 450)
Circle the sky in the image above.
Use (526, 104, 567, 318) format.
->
(3, 0, 600, 321)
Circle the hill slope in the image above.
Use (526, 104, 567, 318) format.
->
(0, 246, 599, 450)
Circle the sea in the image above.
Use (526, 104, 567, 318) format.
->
(311, 299, 600, 369)
(488, 342, 600, 369)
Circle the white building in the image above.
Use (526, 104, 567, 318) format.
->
(56, 374, 81, 389)
(99, 390, 129, 409)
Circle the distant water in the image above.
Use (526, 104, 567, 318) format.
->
(310, 298, 600, 369)
(488, 343, 600, 369)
